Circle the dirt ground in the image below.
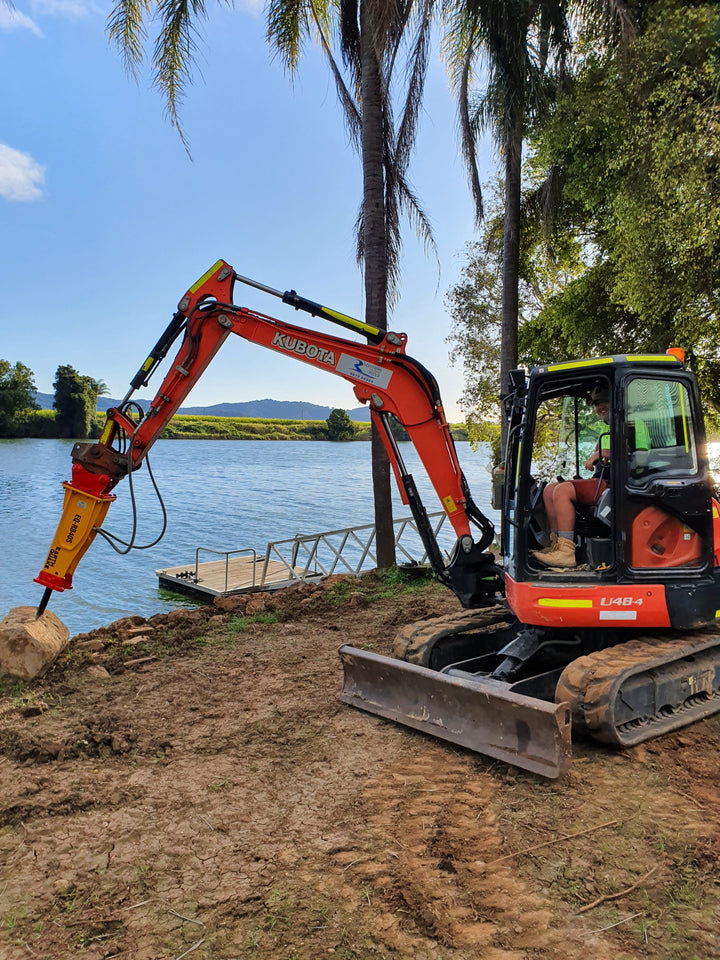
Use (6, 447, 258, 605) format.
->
(1, 572, 719, 960)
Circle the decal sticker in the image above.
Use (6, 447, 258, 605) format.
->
(538, 598, 592, 608)
(336, 353, 392, 389)
(271, 332, 336, 365)
(599, 611, 637, 621)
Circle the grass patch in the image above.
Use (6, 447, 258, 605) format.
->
(364, 565, 435, 601)
(226, 612, 281, 637)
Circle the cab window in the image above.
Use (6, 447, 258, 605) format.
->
(530, 384, 610, 481)
(625, 378, 698, 485)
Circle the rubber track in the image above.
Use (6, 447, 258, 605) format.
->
(555, 628, 720, 747)
(392, 603, 513, 665)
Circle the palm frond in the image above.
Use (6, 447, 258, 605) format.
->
(365, 0, 402, 60)
(394, 0, 434, 178)
(267, 0, 311, 71)
(107, 0, 152, 81)
(458, 35, 484, 225)
(397, 170, 440, 274)
(152, 0, 209, 148)
(522, 162, 566, 237)
(311, 3, 362, 142)
(571, 0, 636, 47)
(338, 0, 361, 81)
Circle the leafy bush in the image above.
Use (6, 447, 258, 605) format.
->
(326, 408, 355, 441)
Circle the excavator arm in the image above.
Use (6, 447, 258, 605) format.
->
(35, 260, 500, 612)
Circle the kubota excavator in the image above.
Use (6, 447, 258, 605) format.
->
(32, 260, 720, 777)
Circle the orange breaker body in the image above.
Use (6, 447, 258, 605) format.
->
(35, 465, 116, 592)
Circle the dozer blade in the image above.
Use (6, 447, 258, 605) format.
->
(338, 645, 572, 779)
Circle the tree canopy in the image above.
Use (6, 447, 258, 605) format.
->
(53, 366, 105, 439)
(524, 0, 720, 409)
(0, 360, 38, 436)
(326, 407, 355, 441)
(446, 184, 583, 435)
(449, 0, 720, 427)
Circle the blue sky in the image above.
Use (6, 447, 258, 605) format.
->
(1, 0, 494, 419)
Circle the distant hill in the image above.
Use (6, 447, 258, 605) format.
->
(176, 399, 371, 421)
(32, 393, 371, 422)
(33, 392, 56, 410)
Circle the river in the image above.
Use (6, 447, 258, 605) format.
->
(0, 439, 498, 636)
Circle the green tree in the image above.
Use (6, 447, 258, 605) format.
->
(526, 0, 720, 413)
(85, 377, 109, 411)
(446, 184, 583, 436)
(327, 407, 355, 441)
(443, 0, 631, 450)
(53, 365, 102, 439)
(0, 360, 38, 436)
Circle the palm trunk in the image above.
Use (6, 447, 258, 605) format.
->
(360, 0, 396, 569)
(500, 130, 522, 457)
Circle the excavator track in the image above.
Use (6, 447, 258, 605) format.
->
(556, 629, 720, 747)
(392, 603, 515, 666)
(342, 609, 720, 776)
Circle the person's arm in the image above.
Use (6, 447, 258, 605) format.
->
(630, 419, 650, 475)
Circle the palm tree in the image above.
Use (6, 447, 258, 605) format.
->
(108, 0, 437, 568)
(84, 377, 109, 412)
(442, 0, 632, 453)
(268, 1, 437, 566)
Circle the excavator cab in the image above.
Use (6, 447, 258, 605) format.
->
(341, 351, 720, 777)
(501, 355, 720, 631)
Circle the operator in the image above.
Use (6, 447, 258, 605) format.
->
(531, 384, 612, 569)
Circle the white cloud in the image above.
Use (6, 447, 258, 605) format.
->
(0, 144, 46, 201)
(29, 0, 100, 19)
(0, 4, 42, 34)
(237, 0, 263, 14)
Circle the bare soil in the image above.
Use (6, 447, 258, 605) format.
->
(1, 572, 719, 960)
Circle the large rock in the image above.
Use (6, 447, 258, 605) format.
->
(0, 606, 70, 681)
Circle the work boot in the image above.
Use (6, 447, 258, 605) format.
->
(531, 533, 558, 560)
(535, 536, 577, 569)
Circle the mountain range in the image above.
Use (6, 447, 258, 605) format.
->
(32, 393, 371, 422)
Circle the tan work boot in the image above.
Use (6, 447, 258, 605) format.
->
(531, 533, 558, 560)
(535, 536, 577, 569)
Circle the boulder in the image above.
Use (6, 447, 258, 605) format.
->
(0, 606, 70, 681)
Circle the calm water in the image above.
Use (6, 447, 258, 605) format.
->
(0, 439, 498, 636)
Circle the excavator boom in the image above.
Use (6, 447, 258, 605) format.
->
(35, 260, 497, 604)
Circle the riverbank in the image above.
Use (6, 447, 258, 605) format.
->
(5, 410, 477, 442)
(162, 414, 473, 441)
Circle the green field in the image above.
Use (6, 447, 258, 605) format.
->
(10, 409, 475, 442)
(161, 414, 364, 441)
(159, 414, 473, 442)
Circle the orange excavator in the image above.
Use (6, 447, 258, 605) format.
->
(33, 261, 720, 777)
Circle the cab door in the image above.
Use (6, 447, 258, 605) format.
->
(621, 374, 713, 570)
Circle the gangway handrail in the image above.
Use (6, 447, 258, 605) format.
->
(195, 546, 259, 592)
(262, 511, 448, 583)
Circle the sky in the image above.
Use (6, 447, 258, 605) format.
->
(0, 0, 495, 419)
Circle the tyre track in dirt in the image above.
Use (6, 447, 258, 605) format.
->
(326, 748, 618, 959)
